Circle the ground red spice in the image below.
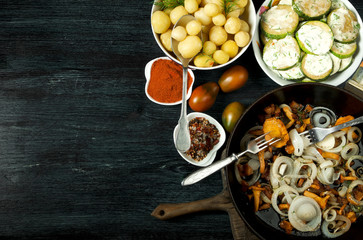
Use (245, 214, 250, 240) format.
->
(147, 59, 193, 103)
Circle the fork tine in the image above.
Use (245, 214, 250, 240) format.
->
(257, 137, 279, 149)
(254, 131, 270, 141)
(300, 130, 309, 137)
(257, 140, 277, 152)
(299, 130, 312, 144)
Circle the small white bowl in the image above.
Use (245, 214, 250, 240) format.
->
(173, 112, 226, 167)
(150, 2, 256, 70)
(252, 0, 363, 86)
(144, 57, 195, 105)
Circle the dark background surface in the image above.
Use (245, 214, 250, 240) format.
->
(0, 0, 362, 239)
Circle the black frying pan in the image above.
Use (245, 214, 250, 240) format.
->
(225, 83, 363, 240)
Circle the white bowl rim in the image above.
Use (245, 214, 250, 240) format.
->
(252, 0, 363, 86)
(144, 56, 195, 106)
(150, 1, 257, 70)
(173, 112, 226, 167)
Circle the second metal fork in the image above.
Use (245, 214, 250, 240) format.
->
(181, 132, 279, 186)
(300, 116, 363, 143)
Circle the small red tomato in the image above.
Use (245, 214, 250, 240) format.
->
(218, 65, 248, 93)
(222, 102, 245, 133)
(188, 82, 219, 112)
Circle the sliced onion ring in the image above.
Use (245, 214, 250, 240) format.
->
(346, 155, 363, 177)
(288, 196, 321, 232)
(347, 126, 362, 143)
(323, 206, 338, 222)
(341, 143, 359, 160)
(347, 179, 363, 206)
(289, 129, 304, 156)
(320, 133, 347, 153)
(321, 215, 351, 238)
(271, 185, 299, 216)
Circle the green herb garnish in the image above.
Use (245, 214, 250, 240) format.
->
(223, 0, 239, 15)
(153, 0, 184, 10)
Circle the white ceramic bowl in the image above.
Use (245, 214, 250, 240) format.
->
(150, 1, 257, 70)
(145, 57, 195, 105)
(252, 0, 363, 86)
(173, 112, 226, 167)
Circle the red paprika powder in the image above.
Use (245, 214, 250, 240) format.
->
(147, 59, 193, 103)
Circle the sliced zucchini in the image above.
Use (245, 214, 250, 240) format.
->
(330, 41, 357, 59)
(301, 78, 316, 82)
(331, 0, 347, 10)
(278, 62, 305, 81)
(279, 0, 292, 5)
(301, 53, 333, 81)
(260, 5, 299, 39)
(260, 31, 271, 46)
(263, 36, 301, 70)
(327, 8, 360, 43)
(339, 56, 353, 72)
(296, 21, 334, 55)
(293, 0, 331, 20)
(329, 52, 341, 75)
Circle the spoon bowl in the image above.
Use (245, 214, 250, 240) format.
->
(172, 15, 202, 153)
(171, 15, 198, 67)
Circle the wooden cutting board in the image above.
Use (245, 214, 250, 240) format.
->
(151, 151, 259, 240)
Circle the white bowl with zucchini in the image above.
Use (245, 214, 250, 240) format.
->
(252, 0, 363, 86)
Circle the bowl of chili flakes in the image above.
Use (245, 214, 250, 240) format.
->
(173, 112, 226, 167)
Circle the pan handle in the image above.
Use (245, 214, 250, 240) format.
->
(151, 189, 233, 220)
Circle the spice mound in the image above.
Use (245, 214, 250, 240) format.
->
(186, 117, 220, 162)
(147, 59, 193, 103)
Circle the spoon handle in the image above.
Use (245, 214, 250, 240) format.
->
(175, 66, 191, 152)
(181, 153, 244, 186)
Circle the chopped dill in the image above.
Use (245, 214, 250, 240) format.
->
(223, 0, 240, 15)
(153, 0, 184, 10)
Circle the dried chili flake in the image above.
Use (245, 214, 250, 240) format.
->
(186, 117, 220, 162)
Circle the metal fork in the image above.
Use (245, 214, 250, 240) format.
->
(300, 116, 363, 143)
(181, 132, 279, 186)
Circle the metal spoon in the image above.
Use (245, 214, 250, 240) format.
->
(171, 15, 201, 152)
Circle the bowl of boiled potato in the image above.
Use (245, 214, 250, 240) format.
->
(151, 0, 256, 70)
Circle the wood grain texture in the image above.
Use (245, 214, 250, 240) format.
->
(0, 0, 362, 239)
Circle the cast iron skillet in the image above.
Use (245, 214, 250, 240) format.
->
(225, 83, 363, 240)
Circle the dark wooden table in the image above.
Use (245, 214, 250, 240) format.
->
(0, 0, 362, 239)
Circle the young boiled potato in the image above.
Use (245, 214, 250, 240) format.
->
(235, 0, 248, 8)
(186, 20, 202, 36)
(204, 3, 221, 17)
(178, 35, 203, 59)
(170, 6, 188, 25)
(151, 11, 171, 34)
(160, 29, 172, 51)
(164, 8, 172, 15)
(209, 25, 228, 46)
(202, 0, 223, 9)
(221, 40, 239, 58)
(212, 13, 226, 26)
(224, 17, 242, 34)
(234, 31, 250, 47)
(194, 8, 212, 25)
(201, 24, 212, 34)
(172, 26, 187, 41)
(240, 19, 250, 32)
(184, 0, 199, 14)
(239, 7, 245, 15)
(227, 8, 242, 18)
(213, 50, 230, 64)
(194, 53, 215, 67)
(203, 41, 217, 55)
